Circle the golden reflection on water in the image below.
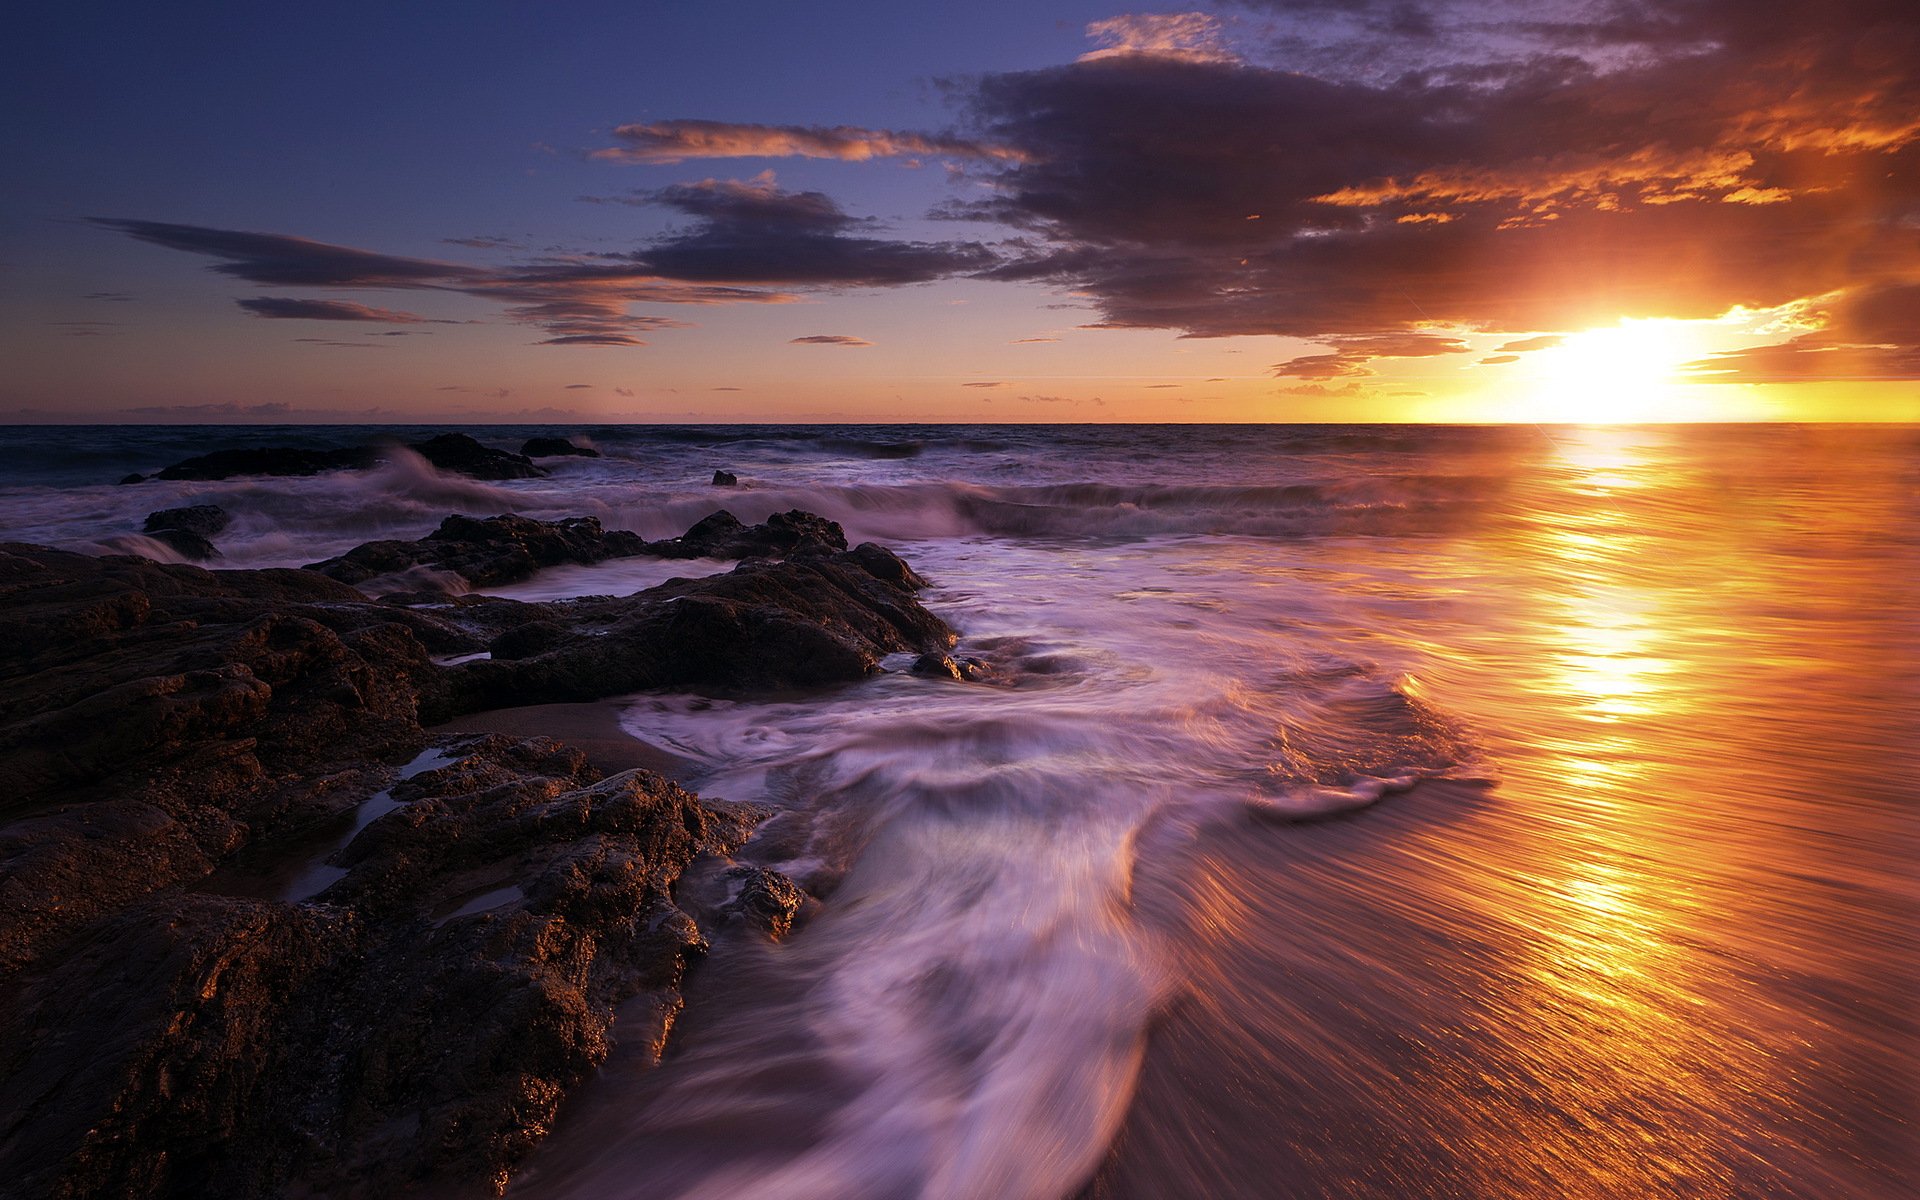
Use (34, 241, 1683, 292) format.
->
(1410, 426, 1914, 1197)
(1098, 425, 1916, 1199)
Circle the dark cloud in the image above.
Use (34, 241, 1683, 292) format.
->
(443, 234, 522, 249)
(84, 291, 134, 301)
(1272, 332, 1471, 377)
(592, 119, 1022, 164)
(790, 335, 873, 346)
(632, 174, 997, 286)
(540, 333, 647, 346)
(93, 216, 794, 346)
(563, 383, 593, 389)
(94, 177, 989, 343)
(945, 0, 1920, 373)
(95, 219, 471, 287)
(237, 296, 429, 323)
(1684, 281, 1920, 381)
(962, 381, 1007, 388)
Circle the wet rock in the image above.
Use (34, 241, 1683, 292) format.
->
(0, 517, 949, 1198)
(143, 504, 231, 538)
(437, 544, 954, 714)
(911, 652, 994, 682)
(0, 739, 769, 1200)
(520, 436, 599, 458)
(118, 473, 146, 485)
(719, 865, 805, 938)
(146, 434, 548, 483)
(407, 433, 545, 481)
(307, 514, 648, 590)
(147, 527, 221, 561)
(711, 469, 737, 486)
(156, 445, 379, 481)
(642, 508, 848, 560)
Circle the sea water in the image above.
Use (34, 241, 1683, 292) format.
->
(3, 423, 1913, 1198)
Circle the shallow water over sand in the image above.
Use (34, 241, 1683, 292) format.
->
(9, 423, 1914, 1196)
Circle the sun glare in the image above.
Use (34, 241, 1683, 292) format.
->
(1525, 319, 1712, 422)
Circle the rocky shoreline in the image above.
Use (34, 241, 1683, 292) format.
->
(0, 508, 953, 1198)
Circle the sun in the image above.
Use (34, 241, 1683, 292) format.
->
(1522, 319, 1716, 423)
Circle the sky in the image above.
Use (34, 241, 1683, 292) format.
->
(3, 0, 1916, 423)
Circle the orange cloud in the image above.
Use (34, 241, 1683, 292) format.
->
(594, 120, 1024, 165)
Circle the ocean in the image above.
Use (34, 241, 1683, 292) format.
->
(3, 422, 1914, 1198)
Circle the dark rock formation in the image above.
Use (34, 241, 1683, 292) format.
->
(308, 514, 647, 591)
(156, 445, 379, 481)
(145, 527, 220, 560)
(911, 651, 995, 682)
(420, 539, 951, 717)
(521, 437, 599, 458)
(711, 469, 737, 486)
(643, 508, 847, 560)
(141, 505, 232, 559)
(409, 433, 544, 481)
(146, 434, 546, 483)
(307, 510, 864, 594)
(2, 737, 759, 1200)
(144, 503, 231, 538)
(118, 473, 146, 485)
(0, 514, 952, 1198)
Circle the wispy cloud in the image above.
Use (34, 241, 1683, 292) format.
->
(593, 119, 1023, 164)
(237, 296, 430, 323)
(1080, 12, 1234, 63)
(1272, 333, 1471, 378)
(790, 334, 873, 346)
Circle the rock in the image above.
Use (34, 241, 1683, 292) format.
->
(437, 544, 954, 715)
(156, 445, 379, 481)
(719, 865, 805, 938)
(144, 504, 231, 538)
(307, 514, 649, 591)
(406, 433, 546, 481)
(146, 434, 548, 483)
(0, 516, 948, 1198)
(521, 437, 599, 458)
(147, 527, 220, 561)
(642, 508, 848, 560)
(911, 652, 994, 682)
(1, 739, 781, 1200)
(711, 469, 737, 486)
(118, 473, 146, 485)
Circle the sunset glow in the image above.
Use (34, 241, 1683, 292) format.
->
(3, 2, 1915, 423)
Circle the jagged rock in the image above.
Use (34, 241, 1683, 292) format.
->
(1, 736, 783, 1200)
(911, 652, 994, 682)
(521, 437, 599, 458)
(147, 527, 220, 561)
(143, 504, 231, 538)
(407, 433, 545, 481)
(145, 434, 547, 483)
(435, 545, 954, 715)
(156, 445, 379, 481)
(711, 469, 737, 486)
(307, 514, 647, 591)
(642, 508, 847, 560)
(0, 515, 947, 1198)
(719, 865, 805, 938)
(118, 473, 146, 485)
